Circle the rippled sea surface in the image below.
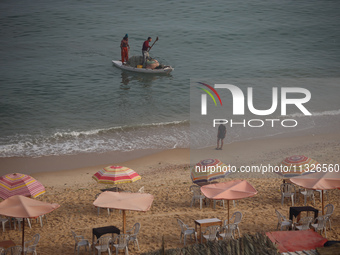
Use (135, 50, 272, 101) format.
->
(0, 0, 339, 157)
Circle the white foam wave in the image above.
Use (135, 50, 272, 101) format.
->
(287, 109, 340, 118)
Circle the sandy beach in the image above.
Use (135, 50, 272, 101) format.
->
(0, 132, 339, 254)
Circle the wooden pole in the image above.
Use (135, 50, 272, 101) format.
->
(22, 219, 25, 255)
(228, 200, 230, 223)
(322, 190, 324, 215)
(123, 210, 126, 233)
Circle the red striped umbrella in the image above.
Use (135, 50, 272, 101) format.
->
(191, 159, 230, 184)
(278, 155, 319, 178)
(92, 166, 141, 185)
(0, 173, 45, 200)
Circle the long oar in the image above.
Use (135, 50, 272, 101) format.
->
(148, 36, 159, 52)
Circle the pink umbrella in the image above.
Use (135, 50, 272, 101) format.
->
(93, 191, 153, 233)
(201, 180, 257, 221)
(0, 195, 60, 255)
(0, 173, 45, 199)
(290, 171, 340, 214)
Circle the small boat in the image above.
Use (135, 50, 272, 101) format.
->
(112, 60, 174, 74)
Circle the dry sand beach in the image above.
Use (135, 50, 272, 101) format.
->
(0, 132, 339, 254)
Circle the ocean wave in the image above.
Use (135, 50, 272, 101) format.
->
(287, 109, 340, 118)
(0, 120, 190, 158)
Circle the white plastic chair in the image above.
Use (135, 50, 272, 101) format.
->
(71, 230, 91, 254)
(126, 223, 140, 250)
(299, 189, 315, 206)
(190, 185, 205, 209)
(294, 216, 313, 231)
(219, 222, 236, 240)
(112, 234, 129, 255)
(275, 209, 292, 231)
(280, 183, 295, 206)
(95, 193, 111, 216)
(177, 219, 197, 245)
(0, 217, 9, 232)
(202, 225, 220, 242)
(6, 246, 22, 255)
(324, 203, 334, 230)
(137, 186, 144, 193)
(94, 236, 112, 255)
(228, 211, 242, 237)
(312, 215, 327, 237)
(19, 233, 40, 255)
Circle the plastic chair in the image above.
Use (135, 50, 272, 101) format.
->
(190, 185, 205, 209)
(95, 193, 111, 216)
(202, 225, 220, 242)
(316, 190, 328, 201)
(299, 189, 315, 206)
(177, 219, 197, 245)
(71, 230, 91, 254)
(324, 203, 334, 230)
(219, 222, 236, 240)
(312, 215, 327, 237)
(112, 234, 129, 255)
(275, 209, 292, 231)
(94, 236, 112, 255)
(138, 186, 144, 193)
(126, 223, 141, 250)
(14, 218, 32, 230)
(0, 217, 9, 232)
(228, 211, 242, 237)
(6, 246, 22, 255)
(280, 183, 295, 206)
(294, 216, 313, 231)
(5, 245, 22, 255)
(19, 233, 40, 255)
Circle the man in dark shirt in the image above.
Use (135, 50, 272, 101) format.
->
(142, 37, 152, 67)
(216, 124, 226, 150)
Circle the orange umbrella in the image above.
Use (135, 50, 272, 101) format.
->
(0, 195, 60, 255)
(201, 180, 257, 221)
(290, 171, 340, 214)
(93, 191, 153, 233)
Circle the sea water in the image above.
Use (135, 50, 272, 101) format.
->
(0, 0, 340, 157)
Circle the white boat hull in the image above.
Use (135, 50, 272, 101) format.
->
(112, 60, 173, 74)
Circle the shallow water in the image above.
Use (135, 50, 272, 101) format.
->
(0, 0, 339, 157)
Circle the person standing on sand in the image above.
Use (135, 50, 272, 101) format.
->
(142, 37, 152, 67)
(216, 124, 226, 150)
(120, 34, 130, 64)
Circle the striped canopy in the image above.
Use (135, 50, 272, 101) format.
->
(191, 159, 230, 184)
(0, 173, 46, 200)
(92, 165, 141, 185)
(278, 155, 319, 178)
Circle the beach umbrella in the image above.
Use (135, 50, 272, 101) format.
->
(278, 155, 319, 179)
(191, 159, 230, 184)
(93, 191, 153, 233)
(201, 180, 257, 221)
(92, 165, 141, 185)
(0, 173, 45, 200)
(0, 195, 60, 255)
(290, 171, 340, 214)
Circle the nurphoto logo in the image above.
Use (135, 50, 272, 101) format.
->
(198, 82, 312, 128)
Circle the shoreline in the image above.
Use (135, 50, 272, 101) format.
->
(0, 131, 338, 188)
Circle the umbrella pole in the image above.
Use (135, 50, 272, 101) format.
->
(123, 210, 126, 233)
(322, 190, 324, 215)
(228, 200, 230, 224)
(22, 218, 25, 255)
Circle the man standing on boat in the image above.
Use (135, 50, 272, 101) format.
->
(120, 34, 130, 64)
(142, 37, 152, 67)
